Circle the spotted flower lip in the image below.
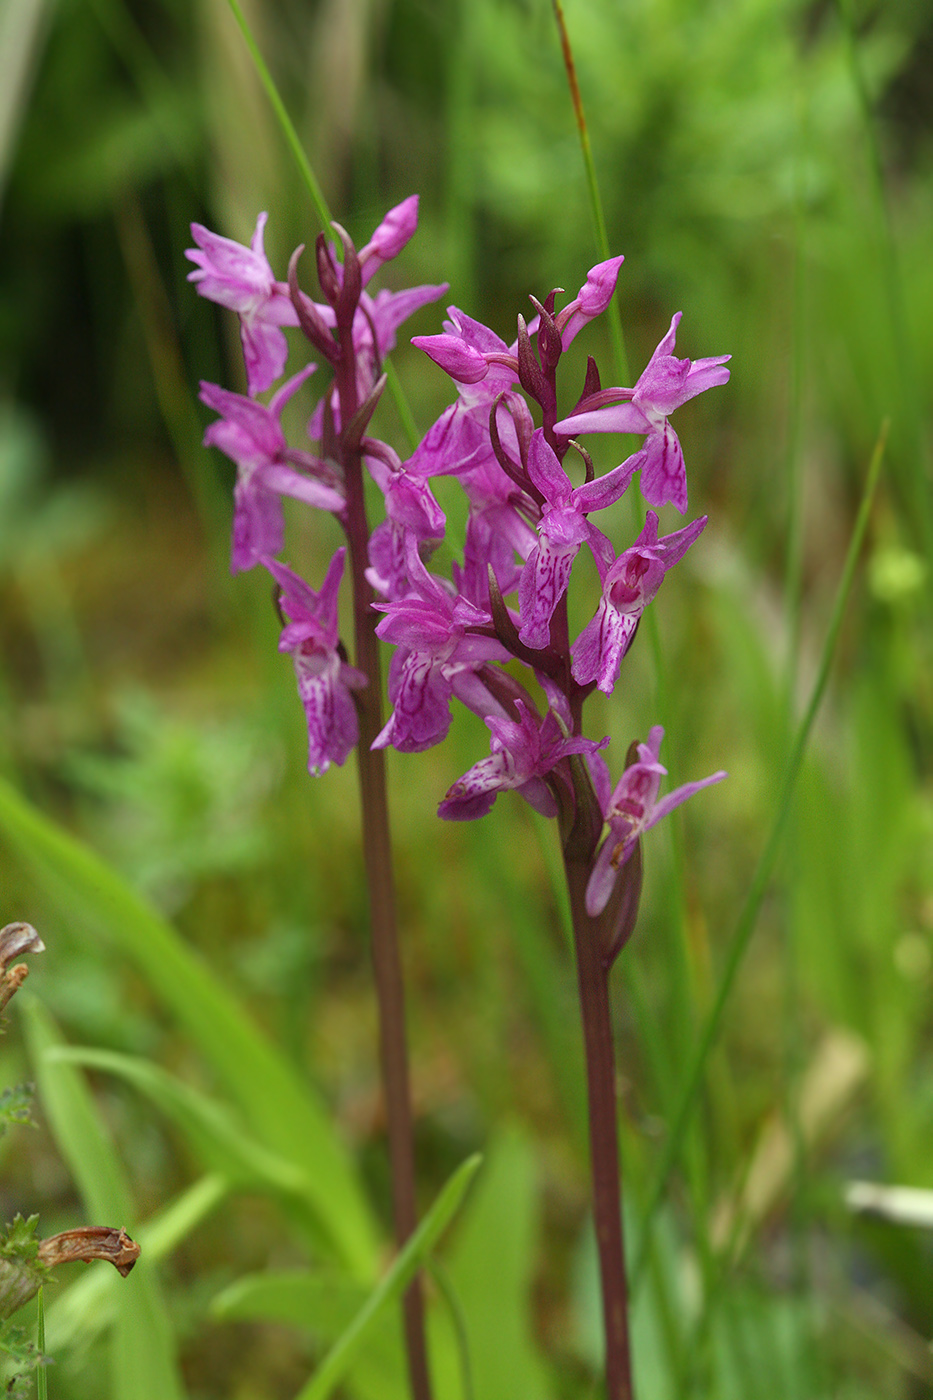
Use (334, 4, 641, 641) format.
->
(438, 701, 609, 821)
(555, 312, 730, 514)
(517, 429, 637, 650)
(571, 512, 708, 693)
(585, 726, 726, 916)
(371, 532, 509, 754)
(187, 213, 299, 396)
(263, 551, 367, 775)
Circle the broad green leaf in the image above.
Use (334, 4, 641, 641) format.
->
(21, 998, 184, 1400)
(446, 1129, 553, 1400)
(22, 999, 133, 1225)
(294, 1154, 482, 1400)
(212, 1262, 467, 1400)
(0, 775, 377, 1276)
(213, 1271, 407, 1400)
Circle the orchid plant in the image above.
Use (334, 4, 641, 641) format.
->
(188, 195, 728, 1400)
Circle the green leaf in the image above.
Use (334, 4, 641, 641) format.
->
(0, 775, 378, 1276)
(0, 1085, 35, 1136)
(20, 998, 184, 1400)
(212, 1265, 469, 1400)
(446, 1129, 553, 1400)
(214, 1269, 371, 1330)
(0, 1216, 40, 1264)
(293, 1154, 482, 1400)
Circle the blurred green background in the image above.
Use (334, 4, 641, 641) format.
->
(0, 0, 931, 1396)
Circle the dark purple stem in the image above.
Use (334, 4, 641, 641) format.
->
(563, 849, 635, 1400)
(336, 330, 432, 1400)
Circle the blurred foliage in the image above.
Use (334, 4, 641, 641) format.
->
(62, 691, 278, 912)
(0, 0, 932, 1396)
(0, 1085, 35, 1138)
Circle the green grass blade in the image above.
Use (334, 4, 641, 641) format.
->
(49, 1046, 344, 1221)
(21, 997, 185, 1400)
(223, 0, 332, 233)
(213, 1266, 470, 1400)
(549, 0, 627, 382)
(36, 1285, 47, 1400)
(219, 0, 422, 442)
(213, 1271, 371, 1330)
(426, 1259, 474, 1400)
(0, 776, 378, 1275)
(294, 1154, 483, 1400)
(22, 997, 133, 1223)
(631, 421, 887, 1292)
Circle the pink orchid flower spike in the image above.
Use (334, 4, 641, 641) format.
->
(263, 551, 367, 775)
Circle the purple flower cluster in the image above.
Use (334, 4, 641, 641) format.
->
(189, 197, 727, 932)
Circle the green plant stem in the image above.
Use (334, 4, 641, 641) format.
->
(563, 851, 634, 1400)
(337, 338, 432, 1400)
(36, 1285, 47, 1400)
(781, 92, 809, 714)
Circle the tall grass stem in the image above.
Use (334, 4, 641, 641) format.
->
(36, 1285, 47, 1400)
(781, 89, 810, 718)
(442, 0, 478, 313)
(631, 420, 887, 1292)
(564, 851, 634, 1400)
(224, 0, 333, 235)
(550, 0, 628, 385)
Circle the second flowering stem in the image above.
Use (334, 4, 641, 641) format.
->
(564, 850, 635, 1400)
(339, 338, 432, 1398)
(353, 671, 432, 1400)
